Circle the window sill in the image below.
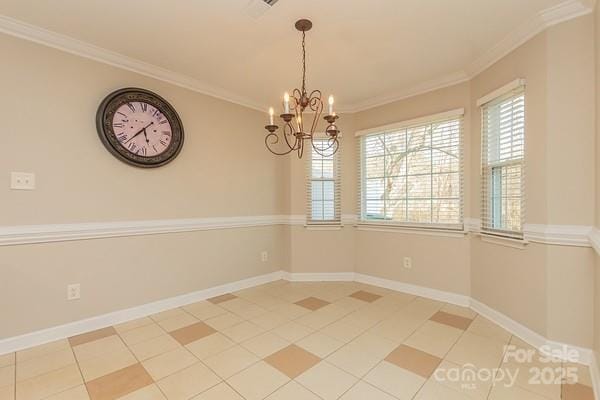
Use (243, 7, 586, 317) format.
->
(355, 223, 467, 238)
(478, 233, 528, 249)
(304, 224, 344, 231)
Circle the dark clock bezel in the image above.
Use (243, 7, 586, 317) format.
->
(96, 88, 184, 168)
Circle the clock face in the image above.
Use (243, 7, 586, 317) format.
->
(96, 88, 184, 167)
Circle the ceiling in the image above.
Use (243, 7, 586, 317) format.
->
(0, 0, 592, 112)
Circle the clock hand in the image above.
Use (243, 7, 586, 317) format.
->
(124, 122, 154, 144)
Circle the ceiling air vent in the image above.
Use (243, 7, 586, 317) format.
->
(243, 0, 278, 19)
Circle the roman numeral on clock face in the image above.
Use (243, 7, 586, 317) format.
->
(127, 103, 136, 112)
(140, 103, 148, 112)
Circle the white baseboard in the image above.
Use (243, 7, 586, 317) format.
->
(282, 271, 356, 282)
(590, 352, 600, 400)
(0, 270, 284, 355)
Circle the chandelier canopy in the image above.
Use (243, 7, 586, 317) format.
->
(263, 19, 340, 159)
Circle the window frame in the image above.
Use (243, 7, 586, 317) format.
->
(356, 109, 465, 231)
(306, 136, 341, 226)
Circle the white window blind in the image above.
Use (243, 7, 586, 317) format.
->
(306, 139, 341, 224)
(480, 86, 525, 238)
(358, 112, 464, 230)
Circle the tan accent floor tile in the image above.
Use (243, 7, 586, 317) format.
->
(190, 382, 243, 400)
(264, 345, 320, 379)
(562, 383, 595, 400)
(69, 327, 117, 347)
(45, 385, 90, 400)
(204, 313, 244, 331)
(327, 333, 397, 378)
(16, 348, 75, 382)
(296, 361, 357, 400)
(488, 384, 552, 400)
(340, 381, 396, 400)
(0, 354, 14, 368)
(85, 363, 152, 400)
(119, 324, 165, 347)
(349, 290, 382, 303)
(241, 332, 289, 358)
(118, 384, 165, 400)
(414, 379, 471, 400)
(365, 361, 426, 399)
(113, 318, 154, 334)
(430, 311, 473, 331)
(294, 297, 330, 311)
(16, 364, 82, 400)
(404, 320, 463, 358)
(169, 322, 216, 346)
(227, 361, 289, 400)
(207, 294, 237, 304)
(129, 334, 181, 361)
(141, 348, 198, 381)
(467, 316, 512, 343)
(265, 381, 321, 400)
(156, 312, 199, 333)
(185, 333, 235, 360)
(203, 345, 259, 379)
(17, 340, 71, 363)
(221, 321, 264, 343)
(296, 332, 344, 358)
(0, 365, 14, 387)
(78, 349, 137, 382)
(156, 362, 221, 400)
(183, 302, 227, 320)
(150, 308, 185, 322)
(445, 331, 506, 370)
(271, 322, 314, 343)
(0, 385, 14, 400)
(563, 362, 592, 386)
(385, 345, 441, 379)
(440, 304, 478, 320)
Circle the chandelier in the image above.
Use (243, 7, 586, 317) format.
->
(263, 19, 340, 158)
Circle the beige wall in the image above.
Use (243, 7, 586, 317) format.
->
(0, 33, 286, 338)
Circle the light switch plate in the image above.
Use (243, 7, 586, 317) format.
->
(10, 172, 35, 190)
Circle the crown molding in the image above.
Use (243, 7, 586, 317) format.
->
(0, 15, 267, 112)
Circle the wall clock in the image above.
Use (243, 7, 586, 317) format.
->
(96, 88, 184, 168)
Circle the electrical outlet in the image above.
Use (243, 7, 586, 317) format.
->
(10, 172, 35, 190)
(403, 257, 412, 269)
(261, 251, 268, 262)
(67, 284, 81, 300)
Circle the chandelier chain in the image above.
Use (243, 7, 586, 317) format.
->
(301, 30, 306, 94)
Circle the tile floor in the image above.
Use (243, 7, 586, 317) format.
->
(0, 281, 595, 400)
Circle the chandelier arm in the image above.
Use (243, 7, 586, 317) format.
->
(308, 93, 323, 138)
(310, 136, 339, 157)
(282, 121, 300, 150)
(264, 132, 296, 156)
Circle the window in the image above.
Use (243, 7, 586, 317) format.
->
(307, 139, 341, 224)
(480, 81, 525, 237)
(357, 109, 464, 230)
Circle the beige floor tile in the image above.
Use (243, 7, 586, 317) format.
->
(241, 332, 289, 358)
(294, 308, 345, 330)
(414, 379, 471, 400)
(73, 336, 127, 362)
(16, 348, 76, 382)
(404, 320, 463, 358)
(441, 304, 478, 320)
(365, 361, 426, 399)
(295, 297, 330, 311)
(156, 313, 199, 333)
(69, 328, 117, 347)
(169, 322, 217, 346)
(333, 297, 369, 312)
(220, 299, 268, 319)
(500, 357, 562, 400)
(430, 311, 473, 331)
(150, 308, 185, 322)
(340, 381, 396, 400)
(203, 346, 259, 379)
(185, 333, 235, 360)
(264, 345, 320, 379)
(432, 360, 493, 400)
(269, 303, 311, 320)
(17, 340, 71, 363)
(0, 365, 14, 388)
(141, 348, 198, 381)
(271, 322, 314, 343)
(0, 354, 14, 369)
(265, 381, 321, 400)
(249, 312, 290, 330)
(466, 316, 512, 343)
(117, 384, 165, 400)
(320, 320, 368, 343)
(204, 313, 244, 331)
(16, 364, 82, 400)
(207, 294, 237, 304)
(45, 385, 89, 400)
(113, 318, 154, 334)
(128, 335, 181, 361)
(563, 362, 592, 387)
(182, 302, 227, 321)
(221, 321, 265, 343)
(385, 345, 441, 379)
(327, 334, 397, 378)
(156, 363, 221, 400)
(0, 385, 13, 400)
(227, 361, 289, 400)
(296, 362, 357, 400)
(368, 316, 423, 343)
(78, 349, 138, 382)
(190, 382, 243, 400)
(85, 363, 152, 400)
(119, 324, 165, 347)
(399, 298, 443, 321)
(297, 332, 344, 358)
(445, 331, 506, 370)
(489, 384, 552, 400)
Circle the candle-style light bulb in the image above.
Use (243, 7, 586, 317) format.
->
(268, 107, 274, 125)
(284, 92, 290, 114)
(297, 115, 302, 132)
(328, 95, 334, 115)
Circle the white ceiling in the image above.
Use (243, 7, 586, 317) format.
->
(0, 0, 592, 112)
